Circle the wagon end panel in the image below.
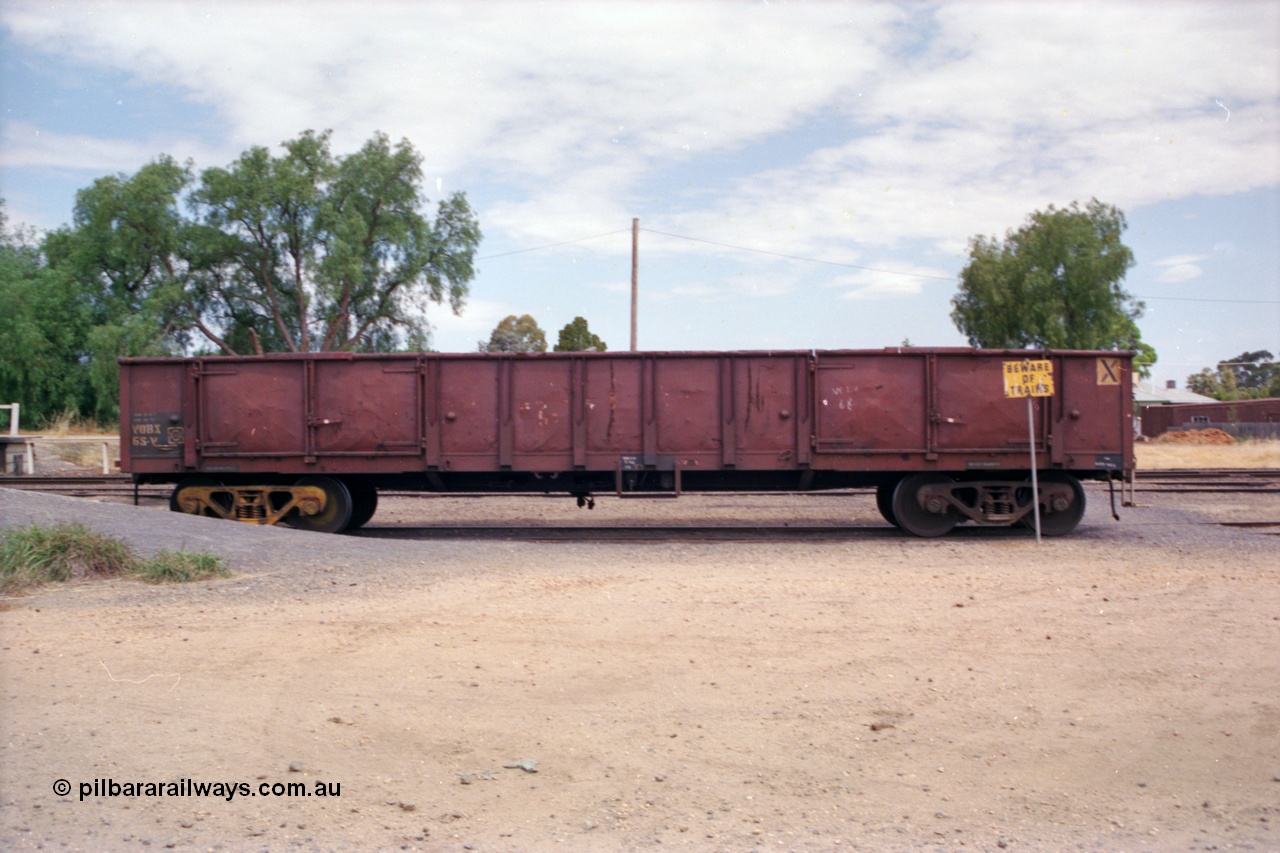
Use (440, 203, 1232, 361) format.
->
(120, 360, 187, 475)
(1058, 354, 1133, 474)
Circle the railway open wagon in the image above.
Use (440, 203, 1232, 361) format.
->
(119, 348, 1135, 537)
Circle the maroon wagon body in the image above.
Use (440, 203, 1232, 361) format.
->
(120, 348, 1133, 490)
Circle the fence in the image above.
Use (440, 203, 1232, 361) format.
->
(0, 405, 121, 475)
(0, 403, 36, 474)
(1, 403, 18, 437)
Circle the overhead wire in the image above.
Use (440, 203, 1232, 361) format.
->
(477, 224, 1280, 304)
(1135, 295, 1279, 305)
(478, 229, 630, 260)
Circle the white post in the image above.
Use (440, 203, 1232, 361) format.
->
(102, 442, 110, 474)
(1027, 391, 1042, 544)
(5, 403, 17, 437)
(630, 218, 639, 352)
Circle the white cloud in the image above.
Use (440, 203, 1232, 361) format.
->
(1, 121, 233, 176)
(4, 2, 895, 177)
(427, 296, 519, 350)
(3, 122, 168, 173)
(834, 262, 954, 301)
(665, 1, 1280, 261)
(3, 0, 1277, 295)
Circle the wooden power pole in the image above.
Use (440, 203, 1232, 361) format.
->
(630, 218, 638, 352)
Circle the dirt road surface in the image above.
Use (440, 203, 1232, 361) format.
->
(1, 485, 1278, 852)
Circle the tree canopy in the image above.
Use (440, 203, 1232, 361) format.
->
(950, 199, 1153, 375)
(0, 202, 100, 423)
(186, 130, 480, 355)
(1186, 350, 1280, 400)
(47, 130, 478, 361)
(553, 316, 607, 352)
(479, 314, 547, 353)
(7, 131, 481, 421)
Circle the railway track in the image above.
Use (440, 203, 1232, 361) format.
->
(349, 520, 1280, 541)
(4, 474, 1276, 540)
(0, 476, 169, 499)
(1128, 469, 1280, 493)
(350, 524, 906, 542)
(3, 470, 1279, 499)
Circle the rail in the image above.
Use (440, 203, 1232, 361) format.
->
(3, 470, 1279, 499)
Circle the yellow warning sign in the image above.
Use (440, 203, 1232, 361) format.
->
(1003, 360, 1054, 398)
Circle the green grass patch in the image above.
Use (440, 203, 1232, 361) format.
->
(0, 523, 133, 592)
(133, 549, 231, 584)
(0, 523, 229, 593)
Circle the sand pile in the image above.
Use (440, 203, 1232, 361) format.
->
(1154, 428, 1236, 445)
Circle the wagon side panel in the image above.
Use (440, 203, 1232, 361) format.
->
(435, 357, 501, 469)
(583, 357, 643, 460)
(813, 353, 928, 454)
(311, 358, 421, 457)
(733, 354, 804, 468)
(510, 358, 573, 470)
(198, 361, 307, 460)
(933, 353, 1043, 453)
(654, 357, 721, 465)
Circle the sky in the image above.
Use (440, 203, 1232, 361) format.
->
(2, 0, 1278, 388)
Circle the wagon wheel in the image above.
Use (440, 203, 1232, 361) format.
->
(1026, 472, 1086, 537)
(346, 487, 378, 530)
(283, 476, 353, 534)
(892, 473, 959, 538)
(169, 476, 231, 518)
(876, 480, 901, 528)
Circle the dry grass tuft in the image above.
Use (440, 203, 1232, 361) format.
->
(18, 410, 120, 471)
(46, 440, 114, 469)
(1136, 439, 1280, 470)
(41, 410, 114, 437)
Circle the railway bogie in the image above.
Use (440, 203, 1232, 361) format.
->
(121, 348, 1134, 537)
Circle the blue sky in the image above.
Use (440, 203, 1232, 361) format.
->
(2, 0, 1277, 388)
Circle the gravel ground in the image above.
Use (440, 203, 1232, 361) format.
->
(1, 484, 1278, 852)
